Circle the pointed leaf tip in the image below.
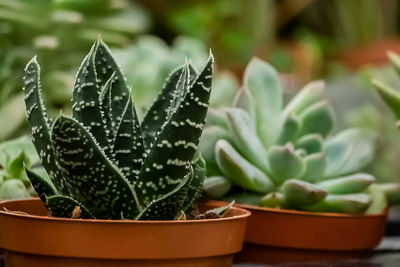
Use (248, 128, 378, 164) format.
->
(25, 56, 39, 71)
(208, 49, 214, 61)
(97, 34, 103, 44)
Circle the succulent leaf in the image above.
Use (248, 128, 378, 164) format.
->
(372, 79, 400, 119)
(226, 108, 270, 173)
(298, 100, 335, 138)
(140, 66, 185, 147)
(301, 153, 326, 182)
(136, 170, 192, 220)
(324, 128, 376, 178)
(316, 173, 375, 194)
(276, 113, 301, 145)
(72, 42, 111, 156)
(46, 195, 94, 219)
(215, 139, 274, 193)
(135, 54, 214, 210)
(51, 115, 138, 219)
(281, 179, 327, 207)
(205, 108, 230, 129)
(23, 57, 68, 195)
(233, 88, 256, 119)
(388, 51, 400, 75)
(199, 126, 232, 176)
(25, 167, 57, 202)
(244, 57, 283, 148)
(302, 193, 371, 214)
(203, 176, 232, 199)
(113, 96, 144, 184)
(295, 134, 323, 154)
(95, 38, 133, 139)
(259, 192, 288, 209)
(99, 72, 116, 140)
(365, 185, 387, 215)
(182, 154, 206, 213)
(268, 144, 306, 184)
(222, 193, 263, 206)
(282, 80, 325, 117)
(376, 183, 400, 206)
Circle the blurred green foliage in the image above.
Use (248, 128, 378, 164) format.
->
(324, 65, 400, 183)
(0, 136, 47, 199)
(114, 35, 239, 117)
(0, 0, 150, 140)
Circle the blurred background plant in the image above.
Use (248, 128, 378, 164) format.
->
(2, 0, 400, 189)
(0, 136, 46, 199)
(0, 0, 151, 139)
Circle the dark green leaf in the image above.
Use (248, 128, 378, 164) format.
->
(23, 57, 69, 195)
(51, 115, 138, 219)
(183, 154, 206, 213)
(135, 54, 214, 210)
(25, 167, 56, 202)
(136, 170, 192, 220)
(113, 97, 144, 184)
(46, 195, 94, 219)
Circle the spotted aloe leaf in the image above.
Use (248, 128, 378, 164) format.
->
(141, 66, 185, 147)
(23, 57, 68, 195)
(113, 96, 144, 184)
(183, 154, 206, 213)
(72, 42, 111, 156)
(141, 63, 198, 148)
(134, 54, 214, 210)
(25, 167, 56, 202)
(94, 37, 130, 110)
(51, 115, 138, 219)
(136, 170, 193, 220)
(46, 195, 94, 219)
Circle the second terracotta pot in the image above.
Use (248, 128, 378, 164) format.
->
(0, 198, 250, 267)
(237, 203, 387, 251)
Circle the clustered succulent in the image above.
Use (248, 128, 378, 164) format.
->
(201, 58, 400, 214)
(23, 37, 214, 220)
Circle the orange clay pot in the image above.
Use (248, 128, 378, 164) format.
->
(236, 203, 388, 251)
(0, 198, 250, 267)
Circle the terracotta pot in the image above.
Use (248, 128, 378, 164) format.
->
(338, 38, 400, 69)
(236, 203, 387, 251)
(0, 198, 250, 267)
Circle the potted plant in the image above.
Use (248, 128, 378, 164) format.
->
(0, 37, 250, 266)
(200, 57, 400, 251)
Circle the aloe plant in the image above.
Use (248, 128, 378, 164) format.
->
(202, 57, 400, 214)
(23, 37, 214, 220)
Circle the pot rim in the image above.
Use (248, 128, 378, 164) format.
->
(205, 200, 387, 219)
(235, 202, 387, 218)
(0, 198, 251, 224)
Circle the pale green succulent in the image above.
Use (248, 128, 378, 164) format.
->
(23, 37, 214, 220)
(201, 58, 400, 214)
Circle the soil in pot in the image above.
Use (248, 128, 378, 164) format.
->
(0, 198, 250, 267)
